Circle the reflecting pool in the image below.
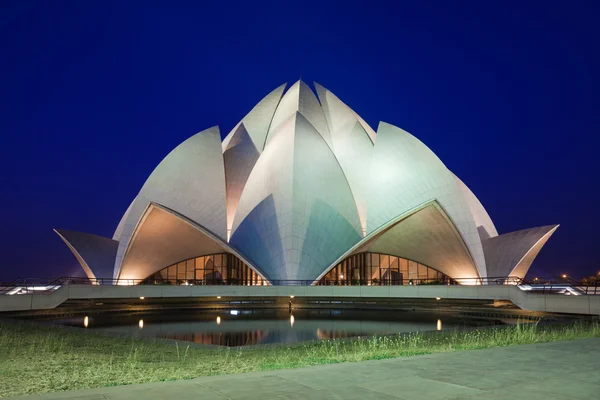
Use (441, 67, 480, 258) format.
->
(45, 309, 505, 347)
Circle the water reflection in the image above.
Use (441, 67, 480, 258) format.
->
(50, 310, 501, 347)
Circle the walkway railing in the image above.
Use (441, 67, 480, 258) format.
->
(2, 276, 599, 295)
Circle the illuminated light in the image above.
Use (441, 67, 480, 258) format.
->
(340, 274, 344, 279)
(139, 296, 145, 300)
(436, 297, 441, 301)
(230, 310, 239, 316)
(84, 316, 89, 328)
(216, 316, 221, 325)
(138, 319, 144, 329)
(290, 314, 295, 327)
(290, 295, 294, 299)
(533, 277, 539, 281)
(437, 319, 442, 331)
(561, 274, 567, 279)
(217, 296, 221, 299)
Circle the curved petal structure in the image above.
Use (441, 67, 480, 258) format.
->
(117, 203, 267, 283)
(221, 85, 286, 241)
(113, 198, 134, 241)
(221, 83, 286, 152)
(454, 174, 498, 240)
(315, 83, 375, 236)
(317, 200, 479, 281)
(113, 126, 227, 279)
(368, 122, 487, 278)
(223, 123, 260, 241)
(54, 229, 118, 280)
(56, 81, 559, 285)
(230, 112, 362, 281)
(314, 82, 375, 145)
(483, 225, 559, 279)
(265, 81, 333, 150)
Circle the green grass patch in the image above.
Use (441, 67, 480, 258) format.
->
(0, 319, 599, 397)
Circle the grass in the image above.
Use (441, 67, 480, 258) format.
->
(0, 319, 599, 397)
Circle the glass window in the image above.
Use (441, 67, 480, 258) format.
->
(177, 262, 186, 281)
(389, 256, 399, 272)
(352, 266, 360, 281)
(143, 253, 266, 286)
(418, 263, 428, 281)
(408, 260, 419, 281)
(168, 265, 177, 280)
(371, 253, 380, 267)
(380, 254, 389, 269)
(312, 253, 449, 286)
(228, 264, 238, 281)
(399, 258, 408, 283)
(186, 259, 195, 272)
(186, 260, 195, 280)
(195, 269, 205, 280)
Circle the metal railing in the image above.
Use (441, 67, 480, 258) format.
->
(1, 275, 519, 294)
(2, 275, 599, 295)
(518, 277, 600, 296)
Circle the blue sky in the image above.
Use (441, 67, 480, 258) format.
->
(0, 0, 598, 280)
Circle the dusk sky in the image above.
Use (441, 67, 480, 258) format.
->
(1, 1, 598, 281)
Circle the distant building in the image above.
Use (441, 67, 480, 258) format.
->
(55, 81, 558, 285)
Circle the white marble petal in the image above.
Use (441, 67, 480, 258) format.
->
(315, 83, 375, 235)
(221, 83, 286, 152)
(368, 122, 487, 278)
(54, 229, 118, 280)
(113, 126, 227, 278)
(454, 174, 498, 240)
(231, 112, 362, 281)
(483, 225, 559, 279)
(118, 203, 267, 282)
(265, 81, 333, 150)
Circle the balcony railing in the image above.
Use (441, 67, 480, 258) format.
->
(1, 276, 599, 295)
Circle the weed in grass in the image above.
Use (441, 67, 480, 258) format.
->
(0, 320, 599, 397)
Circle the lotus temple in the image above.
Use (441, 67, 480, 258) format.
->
(55, 81, 558, 286)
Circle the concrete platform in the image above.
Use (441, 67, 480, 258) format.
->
(11, 338, 600, 399)
(3, 284, 600, 315)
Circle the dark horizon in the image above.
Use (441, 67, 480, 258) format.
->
(1, 1, 599, 281)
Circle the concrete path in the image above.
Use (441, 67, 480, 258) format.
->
(11, 338, 600, 400)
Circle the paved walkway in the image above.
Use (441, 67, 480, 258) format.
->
(12, 338, 600, 400)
